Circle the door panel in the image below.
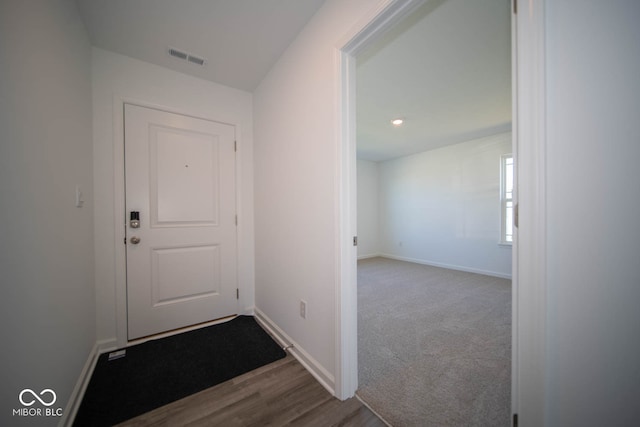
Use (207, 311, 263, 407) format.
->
(151, 245, 220, 306)
(150, 125, 219, 225)
(125, 104, 237, 340)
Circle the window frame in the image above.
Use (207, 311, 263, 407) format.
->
(500, 153, 514, 245)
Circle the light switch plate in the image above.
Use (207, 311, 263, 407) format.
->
(75, 185, 84, 208)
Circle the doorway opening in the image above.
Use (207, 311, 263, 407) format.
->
(337, 0, 516, 424)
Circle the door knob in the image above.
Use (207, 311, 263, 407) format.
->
(130, 236, 141, 244)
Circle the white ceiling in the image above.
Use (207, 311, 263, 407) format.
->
(356, 0, 512, 162)
(75, 0, 510, 162)
(75, 0, 326, 92)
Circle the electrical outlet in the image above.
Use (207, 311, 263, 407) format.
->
(300, 300, 307, 319)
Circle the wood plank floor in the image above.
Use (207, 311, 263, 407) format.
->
(117, 354, 387, 426)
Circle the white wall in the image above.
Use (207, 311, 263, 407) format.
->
(253, 0, 381, 389)
(378, 133, 512, 278)
(357, 159, 380, 258)
(92, 48, 254, 346)
(0, 0, 95, 423)
(543, 1, 640, 425)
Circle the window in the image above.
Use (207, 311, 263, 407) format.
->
(500, 154, 514, 244)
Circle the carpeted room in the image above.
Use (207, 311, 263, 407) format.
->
(354, 0, 512, 424)
(357, 258, 511, 426)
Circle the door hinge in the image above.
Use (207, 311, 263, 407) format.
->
(235, 215, 238, 226)
(514, 203, 519, 228)
(513, 0, 517, 14)
(353, 236, 358, 246)
(236, 288, 239, 299)
(234, 141, 237, 152)
(513, 413, 518, 427)
(124, 237, 127, 245)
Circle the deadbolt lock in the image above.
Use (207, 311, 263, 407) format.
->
(130, 211, 140, 228)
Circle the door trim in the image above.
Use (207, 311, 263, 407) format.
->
(112, 96, 241, 349)
(512, 0, 548, 424)
(334, 0, 430, 401)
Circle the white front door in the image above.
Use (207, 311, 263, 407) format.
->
(124, 104, 238, 340)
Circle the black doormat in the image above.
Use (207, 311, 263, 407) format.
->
(73, 316, 285, 426)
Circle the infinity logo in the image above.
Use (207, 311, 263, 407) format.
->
(19, 389, 57, 407)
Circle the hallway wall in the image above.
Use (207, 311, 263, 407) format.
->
(253, 0, 384, 389)
(543, 1, 640, 424)
(0, 0, 95, 423)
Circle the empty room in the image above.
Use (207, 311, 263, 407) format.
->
(355, 0, 513, 424)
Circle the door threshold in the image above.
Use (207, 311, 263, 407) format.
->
(126, 315, 238, 347)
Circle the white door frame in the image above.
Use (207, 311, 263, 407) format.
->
(112, 97, 241, 349)
(335, 1, 547, 424)
(511, 0, 547, 424)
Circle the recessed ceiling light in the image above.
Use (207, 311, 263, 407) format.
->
(391, 118, 404, 126)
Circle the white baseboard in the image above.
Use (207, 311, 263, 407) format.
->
(357, 253, 381, 260)
(59, 342, 101, 427)
(253, 308, 336, 396)
(379, 253, 512, 279)
(97, 338, 118, 354)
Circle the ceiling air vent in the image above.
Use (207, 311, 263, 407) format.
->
(168, 47, 188, 60)
(167, 47, 206, 66)
(187, 54, 205, 66)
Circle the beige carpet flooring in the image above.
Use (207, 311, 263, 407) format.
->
(357, 257, 511, 426)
